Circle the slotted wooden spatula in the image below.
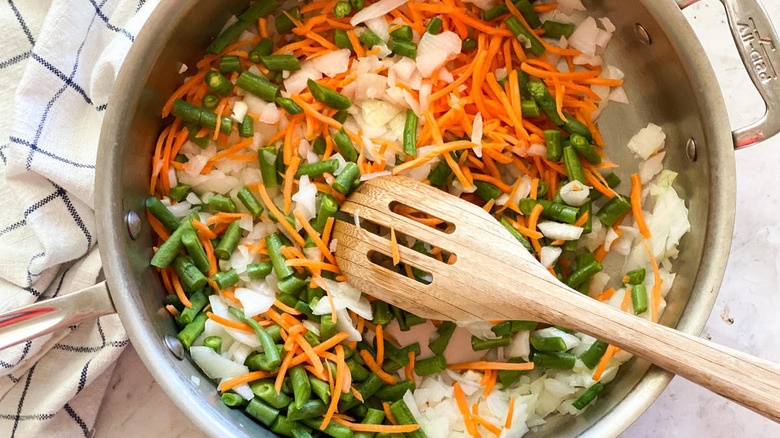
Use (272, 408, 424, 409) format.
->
(333, 175, 780, 422)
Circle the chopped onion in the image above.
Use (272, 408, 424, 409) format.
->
(557, 0, 586, 14)
(231, 100, 248, 122)
(527, 143, 547, 157)
(350, 0, 407, 25)
(568, 17, 599, 56)
(416, 31, 462, 78)
(362, 99, 403, 127)
(311, 49, 351, 77)
(504, 330, 530, 359)
(471, 112, 483, 157)
(292, 175, 317, 221)
(533, 327, 580, 350)
(540, 246, 563, 268)
(609, 86, 629, 104)
(360, 170, 392, 181)
(234, 287, 275, 317)
(284, 63, 322, 95)
(627, 123, 666, 160)
(639, 151, 665, 184)
(183, 155, 209, 176)
(190, 346, 248, 380)
(559, 180, 591, 207)
(366, 16, 390, 42)
(537, 221, 584, 241)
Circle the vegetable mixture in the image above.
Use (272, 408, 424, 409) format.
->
(147, 0, 690, 436)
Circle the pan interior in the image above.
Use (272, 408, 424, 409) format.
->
(95, 1, 735, 437)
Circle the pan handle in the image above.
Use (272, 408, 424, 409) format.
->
(0, 281, 116, 350)
(708, 0, 780, 148)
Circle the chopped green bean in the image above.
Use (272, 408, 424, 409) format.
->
(429, 321, 456, 355)
(425, 17, 442, 34)
(544, 129, 563, 161)
(287, 399, 326, 421)
(260, 54, 301, 72)
(202, 92, 220, 111)
(391, 38, 417, 58)
(204, 335, 222, 354)
(237, 186, 263, 219)
(214, 220, 242, 260)
(240, 0, 280, 21)
(532, 351, 576, 369)
(596, 195, 631, 226)
(239, 114, 254, 138)
(531, 336, 567, 352)
(237, 71, 280, 101)
(474, 180, 501, 201)
(171, 255, 207, 291)
(358, 29, 384, 48)
(295, 159, 339, 178)
(307, 79, 351, 110)
(505, 16, 545, 56)
(389, 400, 427, 438)
(177, 312, 207, 350)
(150, 214, 197, 268)
(573, 383, 604, 409)
(414, 355, 447, 376)
(332, 162, 359, 195)
(631, 284, 648, 315)
(542, 20, 574, 39)
(390, 25, 413, 41)
(275, 6, 301, 34)
(211, 269, 239, 290)
(145, 197, 180, 232)
(498, 357, 529, 388)
(334, 1, 352, 18)
(219, 55, 242, 74)
(176, 290, 208, 324)
(207, 20, 250, 54)
(570, 133, 601, 165)
(249, 38, 275, 63)
(624, 268, 646, 285)
(462, 36, 478, 51)
(205, 70, 233, 97)
(208, 195, 237, 213)
(245, 398, 280, 426)
(563, 145, 587, 184)
(333, 29, 354, 51)
(247, 261, 273, 279)
(258, 146, 279, 188)
(375, 380, 416, 401)
(515, 0, 542, 28)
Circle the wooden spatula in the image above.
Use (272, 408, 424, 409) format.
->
(333, 175, 780, 422)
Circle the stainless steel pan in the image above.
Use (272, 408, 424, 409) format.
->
(1, 0, 778, 436)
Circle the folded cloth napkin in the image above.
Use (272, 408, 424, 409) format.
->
(0, 0, 158, 436)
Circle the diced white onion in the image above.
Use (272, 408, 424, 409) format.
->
(471, 112, 483, 157)
(416, 31, 462, 78)
(627, 123, 666, 160)
(231, 101, 248, 122)
(350, 0, 407, 25)
(190, 346, 248, 380)
(234, 287, 275, 317)
(537, 221, 584, 241)
(559, 180, 591, 207)
(311, 49, 351, 77)
(540, 246, 563, 268)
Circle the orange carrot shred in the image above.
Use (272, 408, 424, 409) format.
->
(359, 350, 398, 384)
(630, 173, 651, 239)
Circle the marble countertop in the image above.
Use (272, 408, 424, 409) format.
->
(92, 2, 780, 437)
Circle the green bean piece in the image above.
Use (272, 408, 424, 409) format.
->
(207, 20, 251, 54)
(287, 399, 327, 421)
(391, 38, 417, 58)
(311, 137, 327, 156)
(358, 29, 384, 48)
(427, 157, 452, 188)
(275, 97, 303, 116)
(353, 408, 386, 438)
(151, 214, 197, 268)
(462, 36, 478, 51)
(309, 195, 337, 234)
(181, 230, 210, 273)
(483, 3, 509, 21)
(346, 358, 371, 382)
(208, 195, 237, 213)
(567, 258, 602, 288)
(291, 425, 315, 438)
(391, 306, 409, 332)
(518, 198, 579, 224)
(204, 335, 223, 354)
(578, 200, 593, 234)
(176, 290, 208, 324)
(333, 29, 354, 51)
(605, 172, 621, 188)
(278, 275, 307, 294)
(332, 162, 360, 195)
(519, 99, 540, 118)
(429, 321, 456, 355)
(240, 0, 280, 21)
(257, 146, 279, 188)
(492, 320, 531, 337)
(631, 284, 648, 315)
(245, 398, 280, 426)
(236, 186, 263, 219)
(471, 336, 510, 351)
(624, 268, 646, 285)
(474, 180, 501, 201)
(334, 110, 349, 124)
(249, 38, 275, 63)
(499, 217, 534, 253)
(272, 415, 308, 437)
(177, 312, 208, 350)
(166, 294, 184, 311)
(235, 115, 253, 139)
(266, 233, 294, 279)
(214, 221, 242, 260)
(596, 195, 631, 226)
(334, 1, 352, 18)
(375, 380, 416, 402)
(308, 377, 331, 405)
(237, 71, 280, 101)
(202, 92, 220, 111)
(246, 261, 273, 279)
(563, 114, 592, 140)
(295, 159, 339, 178)
(350, 0, 364, 10)
(390, 25, 413, 41)
(220, 391, 246, 407)
(173, 155, 188, 165)
(533, 351, 576, 369)
(406, 313, 426, 327)
(531, 336, 567, 352)
(372, 300, 393, 326)
(389, 400, 428, 438)
(307, 79, 351, 110)
(300, 417, 354, 438)
(169, 184, 191, 202)
(230, 307, 282, 370)
(526, 81, 564, 125)
(340, 374, 383, 411)
(573, 383, 604, 409)
(145, 197, 180, 232)
(198, 110, 233, 135)
(544, 129, 563, 161)
(515, 0, 542, 28)
(498, 357, 529, 388)
(320, 313, 338, 340)
(396, 110, 418, 158)
(542, 20, 574, 39)
(205, 70, 234, 97)
(425, 17, 443, 34)
(414, 355, 446, 376)
(260, 54, 302, 72)
(275, 6, 301, 34)
(563, 145, 587, 184)
(505, 16, 545, 56)
(172, 99, 203, 124)
(219, 55, 242, 74)
(211, 269, 239, 290)
(570, 133, 601, 165)
(171, 255, 208, 292)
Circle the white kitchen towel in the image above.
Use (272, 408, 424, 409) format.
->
(0, 0, 158, 436)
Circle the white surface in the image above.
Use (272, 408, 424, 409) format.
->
(93, 1, 780, 437)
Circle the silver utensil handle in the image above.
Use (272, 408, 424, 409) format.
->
(718, 0, 780, 148)
(0, 281, 116, 350)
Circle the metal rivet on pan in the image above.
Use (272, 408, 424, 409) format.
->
(686, 137, 698, 162)
(635, 23, 652, 45)
(164, 334, 184, 360)
(125, 210, 141, 240)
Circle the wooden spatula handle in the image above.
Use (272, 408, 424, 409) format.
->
(516, 282, 780, 422)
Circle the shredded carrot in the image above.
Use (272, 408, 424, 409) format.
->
(448, 361, 535, 371)
(283, 156, 301, 215)
(332, 419, 420, 433)
(405, 351, 416, 382)
(254, 182, 307, 247)
(170, 272, 192, 308)
(192, 220, 217, 239)
(594, 287, 616, 302)
(293, 209, 338, 265)
(375, 324, 385, 364)
(206, 312, 254, 332)
(383, 402, 398, 425)
(359, 349, 398, 384)
(320, 345, 346, 430)
(165, 304, 179, 316)
(219, 370, 272, 392)
(630, 173, 651, 239)
(389, 227, 400, 266)
(454, 383, 477, 436)
(505, 396, 516, 428)
(527, 203, 545, 252)
(643, 240, 663, 323)
(275, 344, 297, 393)
(472, 408, 502, 436)
(483, 369, 498, 397)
